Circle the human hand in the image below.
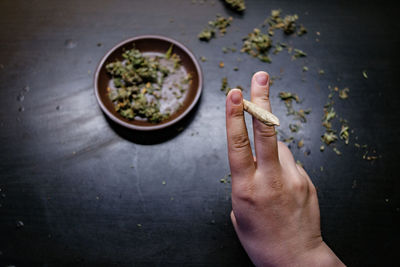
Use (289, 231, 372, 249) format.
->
(225, 71, 344, 266)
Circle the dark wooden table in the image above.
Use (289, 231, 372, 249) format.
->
(0, 0, 399, 266)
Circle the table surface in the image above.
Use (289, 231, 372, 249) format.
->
(0, 0, 399, 266)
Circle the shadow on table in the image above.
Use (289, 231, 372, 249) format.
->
(104, 99, 201, 145)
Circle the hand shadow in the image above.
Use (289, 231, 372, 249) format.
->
(104, 98, 201, 145)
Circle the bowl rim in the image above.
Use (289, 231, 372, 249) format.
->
(94, 35, 203, 131)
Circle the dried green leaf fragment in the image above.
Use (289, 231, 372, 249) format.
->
(279, 92, 301, 103)
(289, 123, 300, 132)
(241, 28, 272, 63)
(209, 15, 233, 35)
(283, 136, 294, 143)
(321, 132, 338, 145)
(292, 48, 307, 59)
(198, 28, 215, 41)
(199, 14, 232, 41)
(333, 147, 341, 155)
(282, 14, 299, 34)
(105, 47, 186, 123)
(224, 0, 246, 12)
(297, 24, 307, 36)
(221, 77, 230, 95)
(340, 124, 350, 144)
(297, 139, 304, 148)
(165, 44, 173, 59)
(339, 87, 349, 99)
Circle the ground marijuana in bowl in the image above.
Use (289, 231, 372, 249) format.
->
(106, 45, 192, 123)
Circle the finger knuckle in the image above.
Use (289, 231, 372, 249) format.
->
(308, 182, 318, 196)
(231, 133, 250, 151)
(254, 122, 276, 139)
(233, 183, 257, 205)
(290, 178, 308, 193)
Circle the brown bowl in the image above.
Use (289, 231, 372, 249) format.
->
(94, 35, 203, 131)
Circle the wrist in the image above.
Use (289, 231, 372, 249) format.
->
(294, 241, 344, 267)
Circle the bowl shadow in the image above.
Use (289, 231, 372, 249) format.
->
(104, 96, 201, 145)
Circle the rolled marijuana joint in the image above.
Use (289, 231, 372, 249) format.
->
(243, 99, 280, 126)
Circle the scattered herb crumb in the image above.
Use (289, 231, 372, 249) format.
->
(289, 123, 300, 132)
(198, 14, 232, 41)
(362, 70, 368, 79)
(339, 124, 350, 144)
(321, 132, 338, 145)
(221, 77, 230, 95)
(220, 173, 231, 183)
(210, 15, 233, 35)
(339, 87, 350, 99)
(241, 28, 272, 63)
(198, 28, 215, 41)
(283, 136, 294, 143)
(292, 48, 307, 59)
(278, 92, 310, 122)
(297, 24, 307, 36)
(220, 77, 243, 95)
(297, 139, 304, 148)
(224, 0, 246, 12)
(333, 147, 341, 155)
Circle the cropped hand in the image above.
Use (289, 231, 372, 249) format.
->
(225, 71, 344, 266)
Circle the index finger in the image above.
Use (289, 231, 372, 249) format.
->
(226, 89, 256, 180)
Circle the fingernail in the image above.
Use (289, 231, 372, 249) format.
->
(255, 72, 268, 86)
(231, 90, 242, 105)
